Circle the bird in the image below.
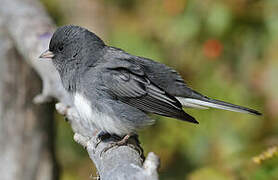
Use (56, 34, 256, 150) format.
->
(40, 25, 261, 146)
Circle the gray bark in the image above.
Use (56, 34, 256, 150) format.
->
(0, 0, 160, 179)
(0, 22, 58, 180)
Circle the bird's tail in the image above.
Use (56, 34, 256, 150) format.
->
(176, 97, 262, 116)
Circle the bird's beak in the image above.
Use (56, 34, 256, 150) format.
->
(39, 49, 54, 59)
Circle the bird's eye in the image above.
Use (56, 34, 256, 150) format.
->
(58, 45, 64, 52)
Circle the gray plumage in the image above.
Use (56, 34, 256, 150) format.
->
(43, 25, 261, 136)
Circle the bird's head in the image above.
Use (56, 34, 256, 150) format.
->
(39, 25, 105, 74)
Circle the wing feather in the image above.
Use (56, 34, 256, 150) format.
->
(103, 64, 198, 123)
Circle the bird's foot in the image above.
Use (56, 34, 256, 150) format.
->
(100, 134, 131, 156)
(95, 131, 111, 149)
(100, 133, 143, 158)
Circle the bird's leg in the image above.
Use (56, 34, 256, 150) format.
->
(100, 133, 143, 158)
(95, 131, 111, 148)
(114, 133, 132, 145)
(100, 133, 132, 156)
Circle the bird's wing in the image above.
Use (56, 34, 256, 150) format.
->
(105, 47, 204, 99)
(104, 47, 261, 116)
(102, 61, 198, 124)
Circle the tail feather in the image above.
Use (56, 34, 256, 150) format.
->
(176, 97, 209, 109)
(177, 97, 262, 116)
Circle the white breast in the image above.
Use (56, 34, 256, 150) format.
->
(74, 93, 95, 129)
(74, 93, 93, 120)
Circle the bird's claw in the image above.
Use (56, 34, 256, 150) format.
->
(100, 141, 126, 157)
(99, 134, 143, 159)
(127, 143, 144, 160)
(94, 131, 111, 149)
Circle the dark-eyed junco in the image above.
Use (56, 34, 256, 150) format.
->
(40, 25, 261, 143)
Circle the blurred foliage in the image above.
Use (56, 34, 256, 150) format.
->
(40, 0, 278, 179)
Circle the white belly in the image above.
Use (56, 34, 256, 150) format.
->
(73, 93, 129, 135)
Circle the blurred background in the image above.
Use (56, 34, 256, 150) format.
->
(40, 0, 278, 179)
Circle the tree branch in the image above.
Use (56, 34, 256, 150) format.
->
(0, 0, 160, 179)
(0, 19, 58, 180)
